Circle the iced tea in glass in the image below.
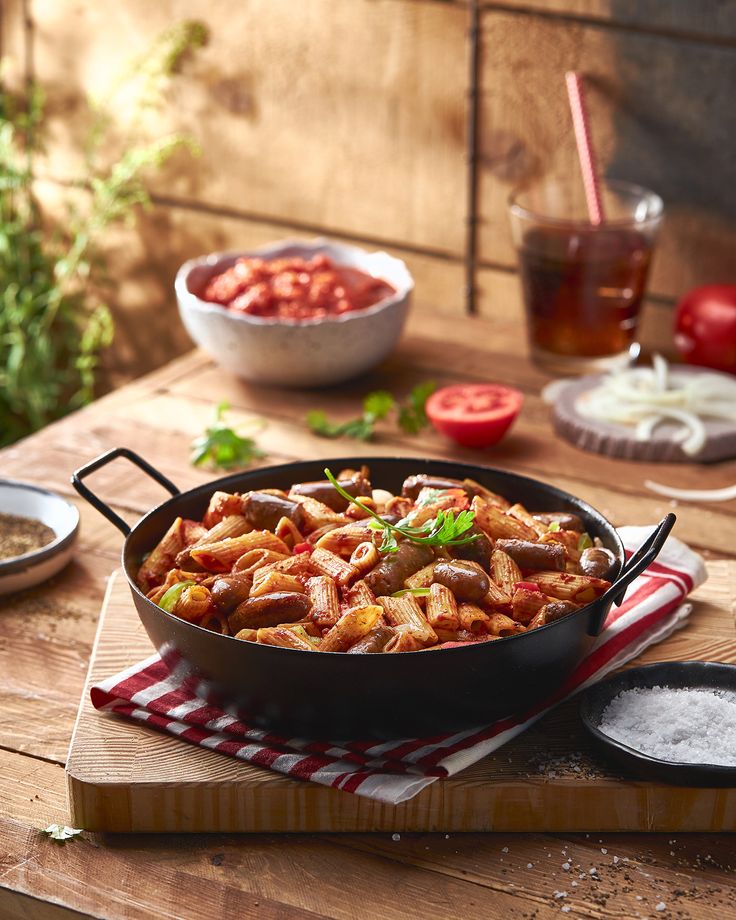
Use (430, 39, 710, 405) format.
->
(509, 180, 663, 374)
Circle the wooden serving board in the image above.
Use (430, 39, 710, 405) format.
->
(66, 564, 736, 833)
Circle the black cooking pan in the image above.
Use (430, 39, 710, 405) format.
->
(73, 450, 675, 740)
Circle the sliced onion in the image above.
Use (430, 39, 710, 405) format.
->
(573, 355, 736, 457)
(645, 480, 736, 503)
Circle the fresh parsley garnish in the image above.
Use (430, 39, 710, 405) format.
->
(190, 401, 265, 470)
(306, 390, 394, 441)
(307, 382, 435, 441)
(42, 824, 83, 843)
(398, 380, 436, 434)
(324, 468, 479, 554)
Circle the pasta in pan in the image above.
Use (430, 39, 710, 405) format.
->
(137, 467, 615, 652)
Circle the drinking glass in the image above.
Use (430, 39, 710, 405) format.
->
(508, 179, 663, 375)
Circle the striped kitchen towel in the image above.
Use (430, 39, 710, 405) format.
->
(91, 527, 707, 805)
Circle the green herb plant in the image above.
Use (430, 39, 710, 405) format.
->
(324, 468, 478, 554)
(191, 401, 265, 471)
(307, 381, 436, 442)
(0, 21, 207, 446)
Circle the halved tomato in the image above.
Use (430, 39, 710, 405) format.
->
(426, 383, 523, 448)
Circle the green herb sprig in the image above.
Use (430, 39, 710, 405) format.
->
(0, 21, 206, 447)
(324, 468, 478, 554)
(307, 381, 436, 442)
(398, 380, 436, 434)
(307, 391, 394, 441)
(191, 401, 265, 470)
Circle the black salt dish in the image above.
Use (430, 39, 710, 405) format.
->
(580, 661, 736, 787)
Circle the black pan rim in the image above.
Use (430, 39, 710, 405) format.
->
(120, 456, 625, 658)
(579, 661, 736, 777)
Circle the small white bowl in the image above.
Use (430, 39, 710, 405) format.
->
(175, 238, 413, 387)
(0, 481, 79, 596)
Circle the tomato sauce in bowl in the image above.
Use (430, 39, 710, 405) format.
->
(202, 253, 396, 321)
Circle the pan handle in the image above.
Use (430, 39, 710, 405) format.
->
(71, 447, 181, 536)
(587, 513, 677, 636)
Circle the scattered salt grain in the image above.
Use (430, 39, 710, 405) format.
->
(527, 863, 534, 869)
(391, 833, 401, 842)
(554, 891, 567, 899)
(571, 881, 578, 888)
(561, 907, 571, 913)
(502, 846, 509, 853)
(601, 848, 608, 854)
(562, 862, 571, 871)
(598, 686, 736, 765)
(613, 856, 620, 865)
(655, 903, 666, 912)
(636, 895, 643, 901)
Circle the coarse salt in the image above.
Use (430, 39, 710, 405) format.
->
(598, 686, 736, 765)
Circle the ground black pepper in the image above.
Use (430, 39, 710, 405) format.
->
(0, 512, 56, 560)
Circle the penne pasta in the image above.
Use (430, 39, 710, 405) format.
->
(344, 578, 377, 609)
(233, 548, 289, 573)
(526, 571, 611, 603)
(486, 612, 526, 637)
(425, 582, 460, 630)
(483, 580, 513, 612)
(350, 541, 380, 576)
(507, 503, 547, 537)
(203, 491, 243, 528)
(143, 465, 609, 652)
(320, 605, 383, 652)
(137, 517, 188, 590)
(404, 560, 440, 590)
(490, 549, 523, 596)
(309, 547, 359, 586)
(256, 626, 315, 650)
(274, 515, 305, 549)
(457, 602, 490, 633)
(292, 496, 346, 531)
(191, 531, 291, 572)
(306, 575, 341, 628)
(540, 529, 582, 562)
(383, 624, 425, 653)
(378, 595, 437, 647)
(314, 521, 374, 557)
(472, 496, 538, 542)
(511, 586, 547, 624)
(250, 571, 305, 597)
(464, 478, 512, 510)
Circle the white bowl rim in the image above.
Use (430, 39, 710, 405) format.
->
(0, 480, 80, 573)
(175, 237, 414, 327)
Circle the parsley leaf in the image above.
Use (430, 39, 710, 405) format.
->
(398, 380, 436, 434)
(307, 391, 395, 442)
(42, 824, 83, 843)
(190, 401, 265, 470)
(325, 468, 478, 554)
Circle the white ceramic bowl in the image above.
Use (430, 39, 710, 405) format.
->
(175, 238, 413, 387)
(0, 481, 79, 595)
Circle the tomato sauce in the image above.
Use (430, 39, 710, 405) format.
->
(202, 254, 395, 320)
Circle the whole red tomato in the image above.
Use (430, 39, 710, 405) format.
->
(674, 284, 736, 375)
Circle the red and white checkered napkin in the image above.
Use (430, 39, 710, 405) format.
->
(91, 527, 706, 805)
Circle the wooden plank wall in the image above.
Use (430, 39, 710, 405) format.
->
(3, 0, 735, 385)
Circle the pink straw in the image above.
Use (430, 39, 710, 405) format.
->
(565, 71, 605, 225)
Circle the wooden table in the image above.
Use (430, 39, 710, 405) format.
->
(1, 311, 734, 919)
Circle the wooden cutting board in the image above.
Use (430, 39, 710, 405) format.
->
(66, 564, 736, 833)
